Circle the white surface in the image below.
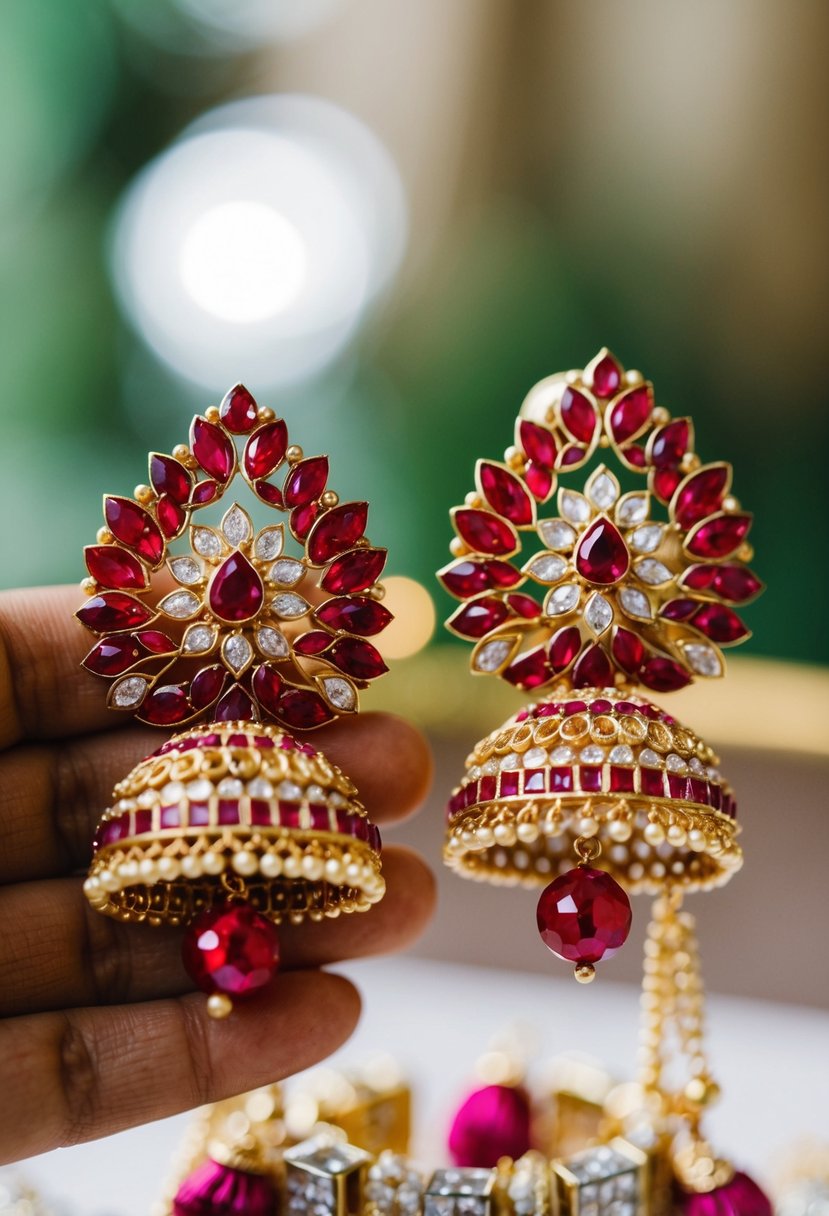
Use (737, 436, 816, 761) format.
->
(9, 956, 829, 1214)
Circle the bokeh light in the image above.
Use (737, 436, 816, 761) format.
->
(380, 577, 437, 660)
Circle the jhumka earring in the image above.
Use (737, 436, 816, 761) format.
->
(439, 350, 765, 1190)
(78, 385, 390, 1017)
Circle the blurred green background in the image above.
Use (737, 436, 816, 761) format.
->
(1, 0, 826, 666)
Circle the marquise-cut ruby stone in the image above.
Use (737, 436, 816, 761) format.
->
(190, 665, 227, 709)
(572, 644, 613, 688)
(589, 354, 622, 398)
(328, 636, 388, 680)
(307, 501, 368, 564)
(640, 656, 691, 692)
(661, 598, 698, 621)
(191, 480, 218, 505)
(277, 688, 334, 728)
(191, 417, 235, 482)
(135, 629, 176, 653)
(448, 1084, 532, 1169)
(439, 559, 521, 598)
(254, 480, 284, 507)
(609, 384, 652, 443)
(479, 462, 533, 525)
(284, 456, 328, 508)
(219, 384, 258, 433)
(105, 497, 164, 566)
(173, 1157, 278, 1216)
(503, 646, 551, 689)
(682, 563, 762, 603)
(182, 902, 279, 996)
(150, 454, 192, 503)
(244, 420, 288, 479)
(692, 602, 748, 643)
(449, 597, 509, 638)
(82, 637, 142, 676)
(575, 518, 629, 584)
(507, 593, 541, 619)
(291, 502, 319, 538)
(519, 420, 557, 467)
(77, 592, 152, 633)
(315, 596, 392, 635)
(294, 631, 331, 655)
(524, 463, 554, 500)
(537, 866, 632, 964)
(687, 512, 751, 559)
(612, 628, 644, 673)
(85, 545, 147, 591)
(209, 553, 264, 622)
(674, 465, 729, 528)
(549, 626, 581, 671)
(559, 387, 597, 444)
(141, 685, 190, 725)
(322, 548, 386, 594)
(559, 444, 586, 467)
(215, 686, 255, 722)
(156, 494, 187, 538)
(623, 444, 646, 468)
(680, 1172, 772, 1216)
(650, 418, 690, 468)
(653, 467, 682, 504)
(252, 664, 283, 713)
(454, 508, 517, 556)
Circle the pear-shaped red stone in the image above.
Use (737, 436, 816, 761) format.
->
(322, 548, 387, 594)
(190, 665, 227, 709)
(308, 501, 368, 564)
(438, 559, 521, 598)
(219, 384, 258, 433)
(652, 467, 682, 504)
(209, 553, 264, 622)
(252, 664, 283, 713)
(549, 626, 581, 671)
(448, 598, 509, 638)
(191, 417, 235, 482)
(518, 420, 557, 467)
(141, 684, 190, 725)
(640, 656, 691, 692)
(479, 463, 533, 525)
(454, 508, 517, 556)
(315, 596, 393, 635)
(537, 866, 631, 964)
(575, 518, 630, 584)
(77, 592, 153, 633)
(85, 545, 147, 591)
(503, 646, 551, 689)
(650, 418, 690, 468)
(82, 636, 142, 676)
(588, 353, 622, 398)
(609, 384, 652, 443)
(156, 494, 187, 538)
(104, 497, 164, 566)
(150, 454, 192, 503)
(277, 688, 334, 728)
(686, 512, 751, 559)
(572, 644, 614, 688)
(524, 462, 554, 500)
(692, 603, 749, 643)
(244, 420, 288, 479)
(612, 628, 644, 673)
(328, 637, 388, 680)
(559, 387, 597, 444)
(290, 502, 319, 539)
(674, 464, 730, 527)
(284, 456, 328, 508)
(215, 686, 256, 722)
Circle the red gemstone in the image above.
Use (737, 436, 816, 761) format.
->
(215, 685, 255, 722)
(549, 626, 582, 671)
(254, 480, 284, 507)
(652, 467, 682, 504)
(150, 454, 192, 503)
(284, 456, 328, 507)
(686, 512, 752, 559)
(640, 656, 691, 692)
(673, 464, 730, 528)
(612, 628, 645, 673)
(244, 420, 288, 479)
(182, 902, 279, 996)
(322, 548, 386, 594)
(85, 545, 147, 590)
(291, 502, 319, 539)
(252, 664, 283, 713)
(660, 598, 699, 621)
(135, 629, 176, 653)
(559, 444, 587, 467)
(623, 444, 647, 468)
(575, 518, 630, 584)
(277, 688, 334, 728)
(519, 420, 557, 467)
(77, 592, 152, 633)
(453, 508, 517, 556)
(438, 559, 521, 598)
(479, 462, 534, 525)
(307, 502, 369, 564)
(82, 636, 142, 676)
(572, 644, 613, 688)
(156, 494, 187, 538)
(219, 384, 258, 433)
(327, 636, 388, 680)
(448, 597, 509, 638)
(560, 387, 597, 444)
(191, 417, 235, 482)
(190, 665, 227, 709)
(680, 1173, 772, 1216)
(537, 866, 631, 964)
(692, 603, 749, 643)
(448, 1085, 532, 1169)
(503, 646, 551, 689)
(609, 384, 652, 443)
(208, 553, 264, 622)
(314, 596, 393, 635)
(507, 593, 541, 619)
(650, 418, 690, 467)
(104, 497, 164, 566)
(524, 462, 555, 500)
(141, 684, 190, 725)
(191, 480, 218, 505)
(173, 1157, 278, 1216)
(294, 630, 331, 655)
(588, 353, 622, 398)
(682, 563, 763, 603)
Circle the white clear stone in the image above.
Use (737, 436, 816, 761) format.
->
(271, 558, 304, 587)
(523, 746, 548, 767)
(160, 781, 185, 802)
(481, 758, 498, 775)
(306, 785, 326, 801)
(580, 745, 605, 763)
(192, 527, 222, 559)
(688, 757, 706, 774)
(499, 752, 520, 770)
(666, 754, 687, 773)
(111, 675, 148, 707)
(256, 626, 289, 658)
(547, 583, 579, 615)
(639, 748, 663, 767)
(616, 493, 649, 525)
(707, 766, 721, 781)
(467, 766, 481, 780)
(187, 779, 214, 800)
(159, 590, 201, 619)
(630, 524, 664, 553)
(279, 780, 303, 800)
(584, 592, 613, 635)
(619, 588, 652, 619)
(248, 778, 274, 798)
(609, 744, 634, 764)
(559, 489, 590, 523)
(537, 518, 577, 552)
(183, 624, 215, 654)
(635, 558, 672, 585)
(684, 642, 723, 676)
(322, 676, 356, 710)
(222, 504, 252, 547)
(169, 556, 202, 585)
(272, 593, 309, 619)
(473, 638, 513, 672)
(217, 777, 244, 797)
(222, 633, 252, 673)
(254, 526, 284, 561)
(549, 745, 574, 763)
(527, 553, 567, 583)
(586, 469, 619, 509)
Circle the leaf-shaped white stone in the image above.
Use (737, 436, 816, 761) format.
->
(221, 504, 252, 547)
(546, 583, 580, 616)
(159, 590, 201, 619)
(183, 624, 216, 654)
(639, 748, 663, 767)
(616, 493, 649, 526)
(684, 642, 722, 677)
(586, 467, 620, 510)
(584, 592, 613, 635)
(472, 638, 514, 672)
(192, 527, 223, 559)
(320, 676, 357, 711)
(580, 745, 605, 763)
(608, 744, 634, 764)
(169, 556, 202, 586)
(525, 553, 567, 584)
(222, 633, 253, 674)
(110, 675, 148, 708)
(559, 489, 591, 524)
(634, 558, 672, 585)
(254, 526, 284, 562)
(619, 588, 652, 620)
(272, 593, 309, 619)
(256, 626, 290, 658)
(270, 558, 304, 587)
(537, 519, 577, 551)
(630, 524, 664, 554)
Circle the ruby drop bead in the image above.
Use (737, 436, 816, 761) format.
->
(182, 903, 280, 997)
(448, 1084, 532, 1168)
(173, 1157, 278, 1216)
(680, 1173, 772, 1216)
(537, 866, 632, 966)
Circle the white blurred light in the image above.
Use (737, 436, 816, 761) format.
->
(111, 95, 407, 389)
(174, 0, 345, 47)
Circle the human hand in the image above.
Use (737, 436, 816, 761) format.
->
(0, 586, 435, 1164)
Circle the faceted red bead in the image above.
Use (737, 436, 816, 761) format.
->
(660, 598, 698, 621)
(252, 664, 283, 713)
(254, 480, 284, 507)
(524, 462, 554, 500)
(141, 684, 191, 725)
(572, 644, 614, 688)
(322, 548, 387, 594)
(438, 559, 521, 598)
(682, 562, 763, 603)
(650, 418, 690, 467)
(537, 866, 631, 964)
(314, 596, 393, 635)
(503, 646, 551, 689)
(559, 387, 597, 444)
(608, 384, 652, 443)
(680, 1173, 772, 1216)
(674, 464, 730, 528)
(173, 1157, 278, 1216)
(156, 494, 187, 538)
(191, 417, 235, 482)
(549, 626, 582, 671)
(219, 384, 258, 433)
(575, 518, 630, 584)
(104, 497, 165, 566)
(135, 629, 176, 653)
(293, 631, 331, 655)
(277, 688, 334, 728)
(686, 512, 752, 559)
(190, 665, 227, 710)
(691, 602, 749, 643)
(328, 636, 388, 680)
(208, 553, 264, 622)
(652, 467, 682, 504)
(448, 1084, 532, 1169)
(244, 420, 288, 479)
(85, 545, 147, 591)
(453, 508, 517, 556)
(291, 502, 319, 539)
(284, 456, 328, 507)
(77, 592, 153, 633)
(518, 420, 557, 467)
(588, 353, 622, 398)
(640, 656, 691, 692)
(215, 686, 255, 722)
(612, 628, 645, 673)
(82, 636, 142, 676)
(479, 462, 534, 525)
(448, 597, 509, 638)
(182, 902, 279, 996)
(150, 454, 192, 504)
(307, 501, 368, 564)
(191, 480, 218, 505)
